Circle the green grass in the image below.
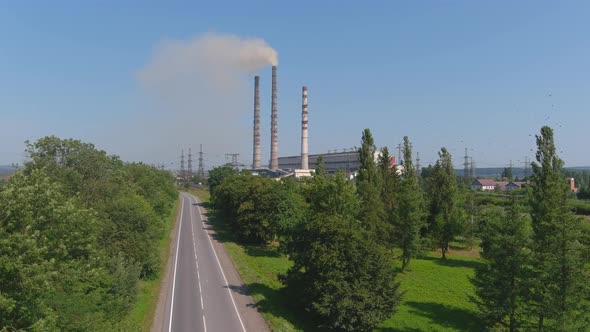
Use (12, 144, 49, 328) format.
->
(193, 189, 484, 332)
(120, 197, 181, 331)
(376, 255, 483, 331)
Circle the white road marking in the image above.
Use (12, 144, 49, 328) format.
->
(189, 198, 207, 329)
(168, 196, 185, 332)
(189, 194, 247, 332)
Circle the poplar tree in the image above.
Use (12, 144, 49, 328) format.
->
(427, 148, 464, 259)
(357, 129, 388, 243)
(527, 126, 590, 331)
(472, 200, 531, 331)
(395, 136, 425, 270)
(378, 147, 400, 248)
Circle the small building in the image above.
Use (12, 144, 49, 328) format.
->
(496, 181, 509, 191)
(569, 178, 579, 193)
(471, 179, 498, 191)
(506, 181, 527, 190)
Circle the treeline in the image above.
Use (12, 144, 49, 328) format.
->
(211, 126, 590, 331)
(0, 136, 177, 331)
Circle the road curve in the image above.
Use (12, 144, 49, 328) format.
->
(152, 193, 269, 332)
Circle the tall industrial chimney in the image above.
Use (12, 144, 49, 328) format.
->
(301, 86, 309, 170)
(270, 66, 279, 170)
(252, 76, 261, 169)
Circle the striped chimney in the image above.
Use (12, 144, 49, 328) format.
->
(270, 66, 279, 170)
(301, 86, 309, 170)
(252, 76, 261, 169)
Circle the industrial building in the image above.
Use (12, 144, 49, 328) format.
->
(279, 151, 360, 175)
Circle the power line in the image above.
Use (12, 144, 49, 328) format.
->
(464, 147, 469, 180)
(187, 148, 193, 180)
(180, 149, 185, 181)
(197, 144, 205, 179)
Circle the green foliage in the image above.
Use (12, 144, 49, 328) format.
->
(207, 166, 236, 196)
(394, 136, 426, 270)
(0, 170, 134, 330)
(24, 136, 127, 206)
(286, 170, 401, 331)
(502, 167, 513, 181)
(472, 199, 532, 331)
(125, 163, 177, 217)
(212, 172, 306, 245)
(427, 148, 466, 259)
(286, 215, 401, 332)
(569, 199, 590, 216)
(305, 170, 359, 219)
(378, 146, 399, 214)
(356, 128, 389, 243)
(0, 136, 177, 330)
(527, 126, 590, 330)
(102, 194, 163, 279)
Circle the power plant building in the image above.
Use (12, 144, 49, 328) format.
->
(278, 151, 361, 174)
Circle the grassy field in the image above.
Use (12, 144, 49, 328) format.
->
(120, 196, 181, 331)
(376, 255, 483, 331)
(192, 188, 484, 332)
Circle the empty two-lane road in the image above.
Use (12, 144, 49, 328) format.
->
(153, 193, 268, 332)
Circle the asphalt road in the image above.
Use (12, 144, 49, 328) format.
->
(161, 193, 248, 332)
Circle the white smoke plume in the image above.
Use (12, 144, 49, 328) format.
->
(138, 33, 278, 90)
(108, 33, 278, 168)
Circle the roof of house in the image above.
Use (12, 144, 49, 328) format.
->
(472, 179, 497, 186)
(496, 181, 509, 188)
(508, 181, 527, 187)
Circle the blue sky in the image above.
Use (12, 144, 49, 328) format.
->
(1, 1, 589, 168)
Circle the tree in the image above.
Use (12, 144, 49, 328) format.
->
(472, 199, 532, 331)
(427, 148, 465, 259)
(207, 166, 236, 196)
(315, 155, 327, 177)
(378, 147, 399, 213)
(502, 167, 513, 181)
(395, 136, 425, 270)
(102, 193, 163, 278)
(356, 129, 388, 243)
(527, 126, 590, 330)
(0, 170, 135, 330)
(286, 173, 401, 331)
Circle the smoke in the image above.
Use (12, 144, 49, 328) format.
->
(138, 33, 278, 90)
(112, 33, 278, 167)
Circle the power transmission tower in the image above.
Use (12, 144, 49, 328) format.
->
(180, 149, 185, 181)
(523, 156, 529, 179)
(470, 157, 476, 179)
(197, 144, 205, 179)
(187, 148, 193, 182)
(226, 153, 240, 169)
(463, 147, 470, 181)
